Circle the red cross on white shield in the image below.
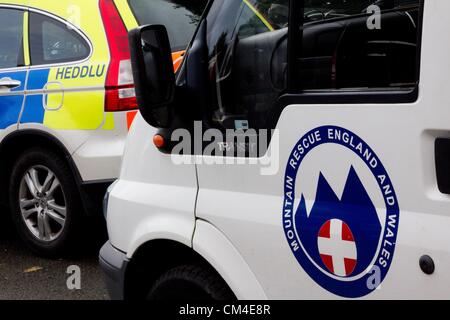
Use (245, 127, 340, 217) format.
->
(318, 219, 357, 277)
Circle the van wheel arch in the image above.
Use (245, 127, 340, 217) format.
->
(124, 240, 236, 300)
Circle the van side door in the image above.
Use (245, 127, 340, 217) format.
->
(194, 0, 440, 299)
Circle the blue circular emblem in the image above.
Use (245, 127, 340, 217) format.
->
(282, 126, 399, 298)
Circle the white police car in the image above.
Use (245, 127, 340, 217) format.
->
(100, 0, 448, 299)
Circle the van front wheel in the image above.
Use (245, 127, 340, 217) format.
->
(147, 265, 236, 301)
(9, 148, 83, 257)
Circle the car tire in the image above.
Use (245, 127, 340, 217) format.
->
(9, 147, 83, 258)
(147, 264, 236, 301)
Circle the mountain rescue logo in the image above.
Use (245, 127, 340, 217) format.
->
(282, 126, 399, 298)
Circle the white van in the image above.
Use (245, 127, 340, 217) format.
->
(100, 0, 449, 299)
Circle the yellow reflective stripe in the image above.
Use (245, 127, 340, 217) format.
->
(1, 0, 27, 6)
(23, 11, 30, 66)
(114, 0, 139, 30)
(242, 0, 274, 31)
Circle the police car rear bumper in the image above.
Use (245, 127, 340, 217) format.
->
(99, 241, 129, 300)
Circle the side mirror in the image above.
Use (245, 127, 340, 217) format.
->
(128, 25, 175, 128)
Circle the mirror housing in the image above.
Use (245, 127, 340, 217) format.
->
(128, 25, 175, 128)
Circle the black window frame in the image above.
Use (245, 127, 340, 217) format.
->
(285, 0, 424, 105)
(28, 11, 91, 67)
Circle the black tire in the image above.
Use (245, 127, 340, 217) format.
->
(147, 264, 236, 301)
(9, 147, 84, 258)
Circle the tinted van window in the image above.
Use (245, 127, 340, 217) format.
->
(304, 0, 418, 22)
(205, 0, 288, 131)
(128, 0, 207, 51)
(201, 0, 421, 132)
(0, 9, 24, 69)
(299, 0, 421, 90)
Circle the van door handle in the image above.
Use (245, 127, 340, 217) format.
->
(0, 77, 21, 90)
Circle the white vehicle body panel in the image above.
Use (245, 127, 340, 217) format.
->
(193, 220, 267, 300)
(106, 114, 198, 255)
(18, 112, 128, 182)
(71, 112, 128, 181)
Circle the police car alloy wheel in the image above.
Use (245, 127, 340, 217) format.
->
(9, 147, 84, 257)
(18, 165, 66, 242)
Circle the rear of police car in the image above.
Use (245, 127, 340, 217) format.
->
(0, 0, 204, 257)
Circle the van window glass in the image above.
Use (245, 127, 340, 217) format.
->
(0, 9, 24, 69)
(206, 0, 289, 131)
(202, 0, 421, 132)
(128, 0, 208, 51)
(29, 13, 90, 66)
(299, 0, 421, 90)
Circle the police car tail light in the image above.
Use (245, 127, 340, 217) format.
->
(100, 0, 138, 112)
(118, 59, 136, 99)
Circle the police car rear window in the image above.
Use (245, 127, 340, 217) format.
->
(128, 0, 207, 51)
(29, 12, 90, 66)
